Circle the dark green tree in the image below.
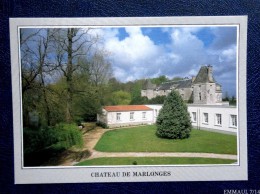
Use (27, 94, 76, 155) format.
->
(223, 91, 230, 101)
(156, 90, 192, 139)
(110, 90, 132, 105)
(148, 95, 166, 104)
(229, 96, 236, 106)
(151, 75, 169, 85)
(130, 96, 149, 105)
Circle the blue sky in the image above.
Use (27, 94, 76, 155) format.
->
(21, 26, 238, 97)
(98, 26, 237, 97)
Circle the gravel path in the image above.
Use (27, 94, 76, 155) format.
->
(88, 151, 237, 160)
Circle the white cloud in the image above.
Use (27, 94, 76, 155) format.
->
(210, 27, 237, 50)
(94, 26, 237, 96)
(102, 27, 165, 81)
(220, 45, 237, 62)
(160, 28, 207, 76)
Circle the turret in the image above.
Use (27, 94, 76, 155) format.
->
(207, 65, 213, 82)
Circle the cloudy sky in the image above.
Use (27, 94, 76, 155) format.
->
(97, 26, 237, 97)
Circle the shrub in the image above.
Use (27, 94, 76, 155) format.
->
(54, 123, 84, 149)
(23, 123, 83, 154)
(156, 90, 192, 139)
(96, 121, 109, 129)
(23, 127, 60, 154)
(74, 116, 84, 126)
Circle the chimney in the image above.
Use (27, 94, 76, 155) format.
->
(207, 65, 213, 82)
(192, 76, 196, 82)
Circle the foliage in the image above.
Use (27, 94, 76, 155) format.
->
(21, 28, 112, 127)
(95, 125, 237, 154)
(148, 95, 166, 104)
(23, 127, 59, 154)
(130, 96, 149, 105)
(96, 121, 109, 129)
(54, 123, 84, 149)
(223, 91, 230, 101)
(151, 75, 169, 85)
(72, 77, 102, 121)
(156, 90, 192, 139)
(171, 76, 183, 81)
(229, 96, 237, 106)
(110, 90, 132, 105)
(156, 91, 191, 139)
(23, 123, 83, 154)
(222, 92, 236, 106)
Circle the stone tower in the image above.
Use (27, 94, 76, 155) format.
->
(141, 79, 157, 99)
(192, 65, 222, 104)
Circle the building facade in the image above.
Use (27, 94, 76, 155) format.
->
(97, 104, 237, 133)
(141, 65, 223, 105)
(97, 105, 154, 128)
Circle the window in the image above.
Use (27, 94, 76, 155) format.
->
(230, 115, 237, 127)
(142, 112, 146, 119)
(199, 92, 202, 101)
(191, 112, 196, 122)
(203, 113, 208, 123)
(215, 114, 222, 125)
(116, 113, 121, 121)
(130, 112, 134, 120)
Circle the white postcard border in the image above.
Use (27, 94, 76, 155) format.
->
(10, 16, 248, 184)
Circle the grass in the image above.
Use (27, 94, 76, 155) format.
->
(76, 157, 236, 166)
(94, 125, 237, 154)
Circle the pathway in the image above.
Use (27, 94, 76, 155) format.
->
(88, 151, 237, 160)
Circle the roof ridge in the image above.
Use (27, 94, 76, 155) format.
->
(103, 105, 153, 112)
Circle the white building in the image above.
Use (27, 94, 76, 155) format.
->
(97, 104, 237, 133)
(187, 104, 237, 133)
(97, 105, 154, 128)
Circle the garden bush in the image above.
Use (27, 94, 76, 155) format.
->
(23, 127, 59, 154)
(54, 123, 84, 149)
(156, 90, 192, 139)
(96, 121, 109, 129)
(23, 123, 83, 154)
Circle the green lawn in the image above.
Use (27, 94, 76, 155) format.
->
(76, 157, 236, 166)
(95, 125, 237, 154)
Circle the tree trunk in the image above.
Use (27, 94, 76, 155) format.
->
(65, 29, 74, 123)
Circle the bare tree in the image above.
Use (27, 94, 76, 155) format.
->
(52, 28, 99, 122)
(88, 49, 113, 86)
(20, 28, 54, 126)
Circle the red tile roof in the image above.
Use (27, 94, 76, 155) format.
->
(103, 105, 152, 112)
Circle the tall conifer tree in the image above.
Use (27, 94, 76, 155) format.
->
(156, 90, 192, 139)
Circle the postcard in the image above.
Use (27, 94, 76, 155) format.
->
(10, 16, 247, 184)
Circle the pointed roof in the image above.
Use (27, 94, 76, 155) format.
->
(143, 79, 156, 90)
(193, 65, 216, 84)
(156, 79, 192, 90)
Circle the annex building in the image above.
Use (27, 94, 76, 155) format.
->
(97, 104, 237, 133)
